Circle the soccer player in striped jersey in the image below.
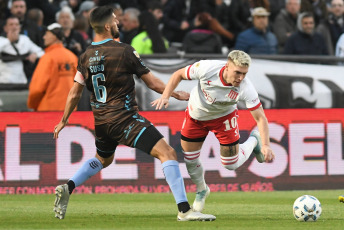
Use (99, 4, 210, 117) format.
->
(152, 50, 275, 212)
(53, 5, 215, 221)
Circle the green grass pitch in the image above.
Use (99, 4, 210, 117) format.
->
(0, 190, 343, 229)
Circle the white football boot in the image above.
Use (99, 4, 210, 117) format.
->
(53, 184, 70, 219)
(192, 185, 210, 212)
(250, 130, 265, 163)
(177, 209, 216, 221)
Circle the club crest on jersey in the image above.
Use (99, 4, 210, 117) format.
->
(95, 50, 98, 56)
(226, 90, 238, 100)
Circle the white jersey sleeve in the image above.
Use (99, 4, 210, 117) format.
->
(184, 60, 214, 80)
(239, 77, 261, 111)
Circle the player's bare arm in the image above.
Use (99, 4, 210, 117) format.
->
(250, 106, 275, 162)
(53, 82, 84, 139)
(151, 68, 188, 110)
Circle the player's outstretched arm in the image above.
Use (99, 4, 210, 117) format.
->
(250, 106, 275, 162)
(53, 82, 84, 139)
(150, 68, 188, 110)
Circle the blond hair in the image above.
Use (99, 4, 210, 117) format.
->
(227, 50, 251, 67)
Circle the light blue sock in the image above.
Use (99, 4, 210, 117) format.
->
(70, 157, 103, 187)
(162, 160, 188, 204)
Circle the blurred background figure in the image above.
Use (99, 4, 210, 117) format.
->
(316, 0, 344, 55)
(336, 32, 344, 60)
(182, 12, 223, 53)
(8, 0, 44, 47)
(284, 12, 328, 54)
(56, 6, 86, 56)
(273, 0, 301, 53)
(162, 0, 208, 43)
(131, 7, 168, 54)
(235, 7, 278, 54)
(301, 0, 328, 26)
(120, 7, 140, 44)
(0, 16, 44, 84)
(27, 23, 78, 111)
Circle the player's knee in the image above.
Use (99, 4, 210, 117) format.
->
(96, 154, 114, 168)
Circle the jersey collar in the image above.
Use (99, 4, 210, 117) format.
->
(219, 66, 232, 86)
(91, 38, 113, 45)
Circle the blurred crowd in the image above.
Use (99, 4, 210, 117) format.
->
(0, 0, 344, 110)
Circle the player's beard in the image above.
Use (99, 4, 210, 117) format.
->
(111, 26, 120, 39)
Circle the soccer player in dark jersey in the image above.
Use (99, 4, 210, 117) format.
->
(52, 6, 216, 222)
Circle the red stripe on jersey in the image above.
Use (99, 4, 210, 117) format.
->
(186, 65, 193, 80)
(248, 102, 262, 111)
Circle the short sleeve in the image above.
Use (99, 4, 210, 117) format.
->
(123, 46, 150, 77)
(241, 78, 261, 111)
(184, 60, 209, 80)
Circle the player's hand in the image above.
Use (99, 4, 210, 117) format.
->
(151, 98, 169, 110)
(261, 145, 275, 162)
(53, 120, 68, 139)
(173, 91, 190, 101)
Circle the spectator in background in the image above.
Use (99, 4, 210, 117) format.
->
(336, 32, 344, 59)
(269, 0, 286, 21)
(0, 0, 10, 22)
(235, 7, 278, 54)
(182, 12, 223, 54)
(0, 16, 44, 84)
(120, 7, 140, 44)
(301, 0, 328, 25)
(56, 6, 87, 56)
(27, 23, 78, 111)
(9, 0, 44, 48)
(131, 8, 168, 54)
(284, 12, 328, 54)
(77, 0, 95, 17)
(226, 0, 252, 36)
(162, 0, 208, 43)
(316, 0, 344, 55)
(74, 14, 92, 46)
(25, 0, 60, 25)
(113, 3, 124, 29)
(273, 0, 301, 53)
(147, 0, 164, 30)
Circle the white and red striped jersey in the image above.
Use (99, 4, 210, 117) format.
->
(184, 60, 261, 121)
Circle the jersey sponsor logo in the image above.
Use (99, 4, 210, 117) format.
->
(251, 97, 259, 104)
(202, 89, 216, 104)
(227, 90, 238, 100)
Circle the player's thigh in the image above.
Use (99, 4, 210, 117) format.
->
(94, 124, 118, 167)
(181, 140, 204, 152)
(135, 125, 176, 162)
(150, 138, 177, 162)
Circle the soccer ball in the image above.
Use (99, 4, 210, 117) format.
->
(293, 195, 322, 222)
